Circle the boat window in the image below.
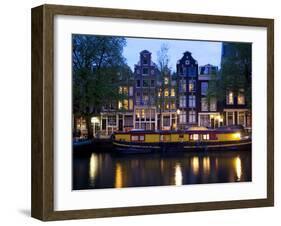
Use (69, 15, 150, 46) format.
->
(131, 135, 139, 141)
(139, 135, 145, 141)
(202, 134, 209, 140)
(190, 134, 199, 141)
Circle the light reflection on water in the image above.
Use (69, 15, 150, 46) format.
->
(74, 150, 251, 190)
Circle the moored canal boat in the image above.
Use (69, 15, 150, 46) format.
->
(112, 126, 251, 153)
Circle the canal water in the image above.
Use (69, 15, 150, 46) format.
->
(73, 149, 251, 190)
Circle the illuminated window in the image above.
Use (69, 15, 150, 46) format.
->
(131, 136, 139, 141)
(158, 91, 162, 97)
(190, 134, 199, 140)
(123, 87, 128, 95)
(165, 104, 169, 110)
(139, 135, 145, 141)
(171, 88, 175, 97)
(164, 77, 169, 85)
(202, 134, 210, 140)
(123, 99, 128, 110)
(129, 99, 133, 110)
(189, 80, 195, 92)
(164, 89, 169, 97)
(119, 86, 123, 94)
(171, 102, 176, 109)
(118, 101, 122, 109)
(238, 89, 245, 105)
(227, 91, 234, 105)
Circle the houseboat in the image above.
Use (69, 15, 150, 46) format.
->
(112, 126, 251, 153)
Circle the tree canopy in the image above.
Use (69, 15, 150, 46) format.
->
(72, 35, 130, 116)
(208, 42, 252, 108)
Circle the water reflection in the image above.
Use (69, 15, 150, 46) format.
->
(234, 156, 242, 182)
(115, 163, 123, 188)
(73, 149, 252, 190)
(174, 163, 183, 186)
(89, 153, 98, 186)
(191, 157, 199, 176)
(203, 157, 210, 174)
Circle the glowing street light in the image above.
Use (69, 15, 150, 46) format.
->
(91, 117, 100, 138)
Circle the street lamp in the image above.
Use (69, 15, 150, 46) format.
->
(91, 117, 100, 138)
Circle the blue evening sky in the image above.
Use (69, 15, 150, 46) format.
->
(123, 37, 222, 72)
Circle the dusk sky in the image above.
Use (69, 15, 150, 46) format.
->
(123, 37, 222, 72)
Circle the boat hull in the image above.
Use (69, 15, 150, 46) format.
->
(113, 138, 251, 154)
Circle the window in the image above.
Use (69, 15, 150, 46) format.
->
(164, 77, 169, 85)
(123, 99, 128, 110)
(143, 92, 149, 102)
(163, 116, 170, 127)
(189, 110, 196, 123)
(190, 134, 199, 140)
(129, 99, 133, 110)
(171, 88, 175, 97)
(165, 103, 169, 110)
(189, 80, 195, 92)
(179, 80, 186, 92)
(179, 111, 186, 123)
(143, 58, 148, 65)
(131, 135, 139, 141)
(227, 112, 234, 125)
(199, 115, 210, 127)
(171, 102, 176, 109)
(189, 95, 196, 108)
(188, 67, 197, 77)
(136, 80, 141, 87)
(143, 80, 149, 87)
(151, 80, 155, 87)
(119, 86, 123, 94)
(227, 91, 234, 105)
(238, 112, 245, 126)
(142, 68, 148, 75)
(158, 90, 162, 97)
(185, 60, 190, 65)
(164, 89, 169, 97)
(124, 115, 133, 127)
(179, 95, 186, 108)
(210, 97, 217, 111)
(123, 87, 128, 95)
(201, 82, 208, 95)
(129, 86, 133, 96)
(201, 98, 208, 111)
(202, 134, 210, 140)
(238, 89, 245, 105)
(118, 101, 122, 109)
(108, 116, 116, 126)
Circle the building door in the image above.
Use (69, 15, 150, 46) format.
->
(118, 118, 123, 131)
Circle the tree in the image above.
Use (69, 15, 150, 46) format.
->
(157, 43, 172, 130)
(208, 42, 252, 108)
(72, 35, 128, 138)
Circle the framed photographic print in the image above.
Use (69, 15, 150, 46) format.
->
(31, 4, 274, 221)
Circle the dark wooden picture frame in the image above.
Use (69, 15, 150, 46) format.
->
(31, 4, 274, 221)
